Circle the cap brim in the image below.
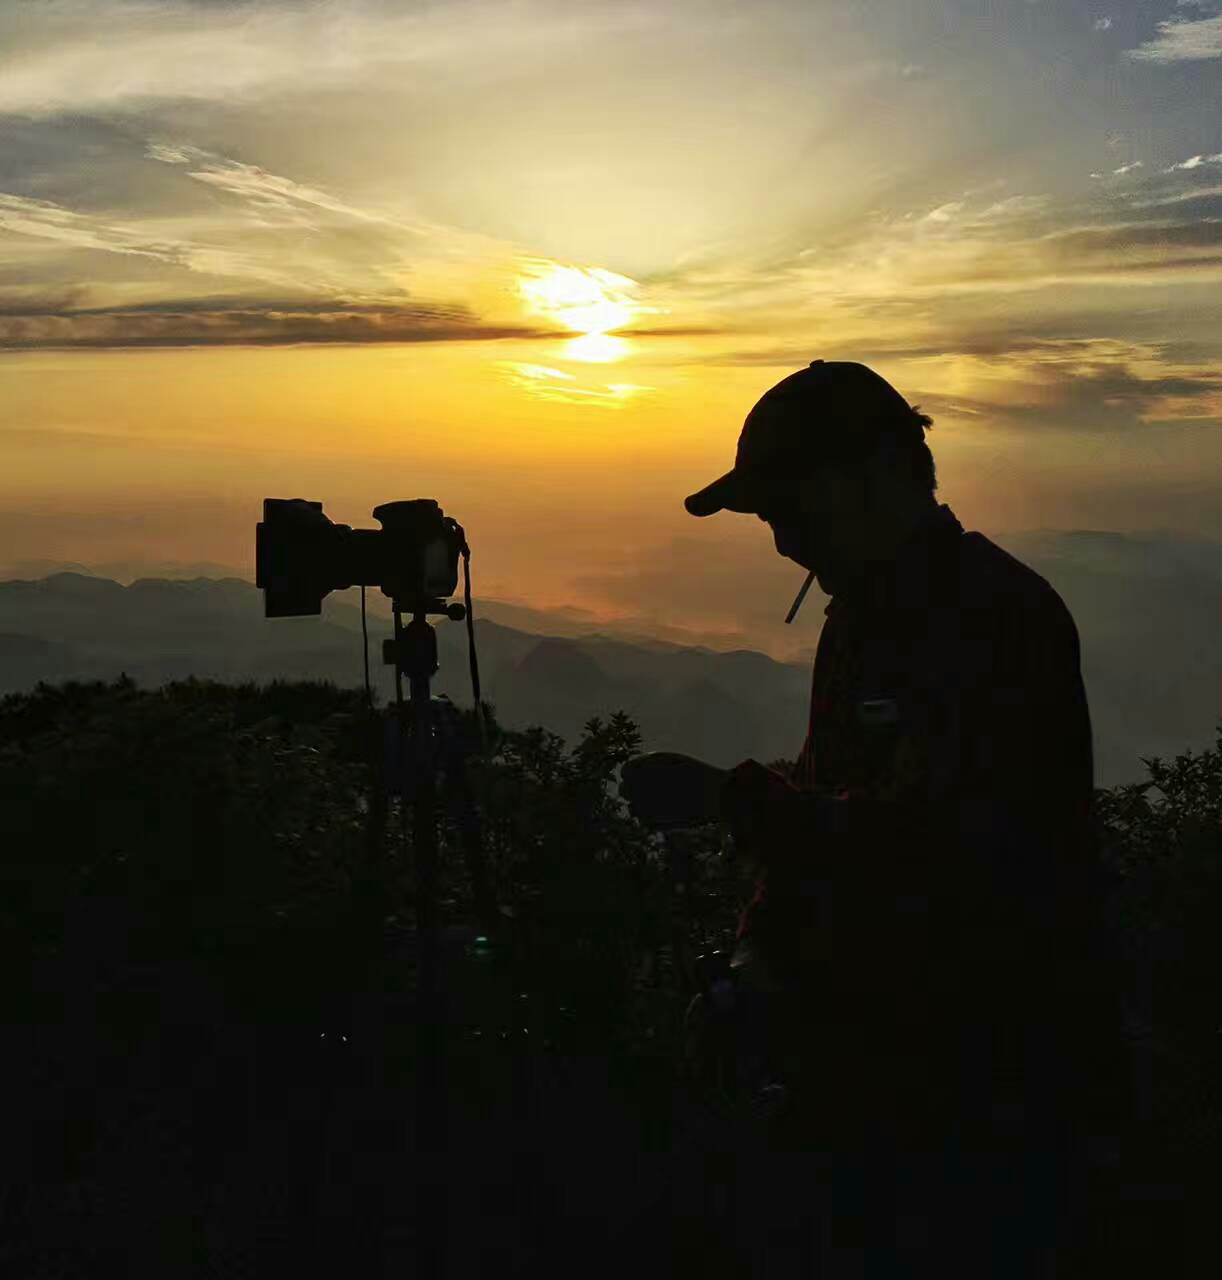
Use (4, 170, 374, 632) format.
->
(685, 467, 762, 517)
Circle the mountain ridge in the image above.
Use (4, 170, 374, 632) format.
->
(3, 522, 1221, 788)
(0, 572, 809, 770)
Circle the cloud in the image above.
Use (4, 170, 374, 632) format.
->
(0, 142, 534, 314)
(631, 182, 1222, 403)
(761, 202, 1222, 309)
(1046, 218, 1222, 258)
(0, 193, 186, 263)
(0, 189, 372, 295)
(680, 319, 1222, 440)
(0, 141, 693, 348)
(922, 201, 967, 224)
(1127, 14, 1222, 62)
(1130, 182, 1222, 210)
(905, 339, 1222, 432)
(0, 297, 558, 350)
(514, 258, 662, 333)
(1112, 161, 1144, 175)
(1165, 152, 1222, 171)
(144, 141, 428, 234)
(623, 178, 1222, 448)
(497, 359, 654, 407)
(0, 0, 663, 116)
(144, 142, 198, 166)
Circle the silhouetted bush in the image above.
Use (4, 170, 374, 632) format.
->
(1094, 728, 1221, 1034)
(1, 677, 378, 1021)
(3, 678, 1220, 1274)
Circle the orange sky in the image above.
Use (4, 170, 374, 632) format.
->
(3, 1, 1222, 658)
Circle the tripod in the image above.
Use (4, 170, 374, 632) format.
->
(384, 598, 465, 1004)
(378, 594, 466, 1278)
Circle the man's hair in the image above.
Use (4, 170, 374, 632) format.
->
(829, 407, 937, 495)
(903, 406, 938, 495)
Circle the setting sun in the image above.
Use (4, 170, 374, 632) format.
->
(516, 261, 641, 336)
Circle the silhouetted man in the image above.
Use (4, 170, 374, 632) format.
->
(622, 360, 1123, 1276)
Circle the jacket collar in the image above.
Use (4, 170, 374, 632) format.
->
(824, 502, 964, 619)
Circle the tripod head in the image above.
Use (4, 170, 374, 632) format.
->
(255, 494, 484, 731)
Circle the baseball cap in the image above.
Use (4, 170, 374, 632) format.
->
(685, 360, 924, 518)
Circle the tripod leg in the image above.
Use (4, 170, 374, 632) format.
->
(397, 615, 446, 1280)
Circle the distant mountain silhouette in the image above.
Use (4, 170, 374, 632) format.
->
(3, 520, 1221, 786)
(0, 557, 246, 582)
(490, 638, 631, 743)
(996, 529, 1222, 787)
(0, 573, 808, 768)
(655, 677, 762, 759)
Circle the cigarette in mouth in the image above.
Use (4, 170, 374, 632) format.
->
(785, 569, 817, 625)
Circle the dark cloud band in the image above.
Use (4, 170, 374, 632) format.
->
(0, 300, 562, 350)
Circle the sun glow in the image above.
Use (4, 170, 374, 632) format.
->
(516, 261, 642, 336)
(563, 332, 629, 363)
(505, 259, 659, 395)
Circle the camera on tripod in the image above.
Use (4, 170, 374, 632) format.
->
(255, 497, 466, 618)
(254, 493, 496, 956)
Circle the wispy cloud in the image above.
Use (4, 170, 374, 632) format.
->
(637, 175, 1222, 433)
(0, 140, 538, 322)
(1130, 183, 1222, 209)
(0, 194, 185, 263)
(906, 340, 1222, 431)
(498, 359, 653, 407)
(652, 187, 1222, 341)
(1165, 152, 1222, 171)
(0, 297, 556, 351)
(1127, 13, 1222, 62)
(0, 0, 663, 116)
(0, 190, 360, 296)
(921, 201, 967, 224)
(144, 141, 429, 234)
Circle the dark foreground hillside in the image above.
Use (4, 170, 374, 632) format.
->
(3, 678, 1220, 1277)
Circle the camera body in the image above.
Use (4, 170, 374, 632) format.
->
(255, 497, 463, 617)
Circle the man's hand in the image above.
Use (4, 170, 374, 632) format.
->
(720, 759, 801, 864)
(618, 752, 728, 829)
(619, 753, 808, 862)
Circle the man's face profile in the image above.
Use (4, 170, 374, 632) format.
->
(755, 433, 929, 598)
(758, 463, 865, 595)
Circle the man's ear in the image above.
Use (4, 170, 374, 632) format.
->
(868, 438, 907, 487)
(854, 442, 899, 509)
(794, 468, 823, 514)
(800, 462, 857, 515)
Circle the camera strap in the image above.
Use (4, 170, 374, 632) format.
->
(450, 520, 488, 754)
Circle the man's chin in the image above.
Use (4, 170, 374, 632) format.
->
(792, 559, 835, 597)
(809, 561, 853, 599)
(786, 550, 845, 597)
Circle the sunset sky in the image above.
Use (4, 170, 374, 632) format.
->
(3, 0, 1222, 659)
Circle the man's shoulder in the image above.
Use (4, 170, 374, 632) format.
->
(953, 530, 1077, 637)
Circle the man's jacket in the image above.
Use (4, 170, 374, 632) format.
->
(737, 502, 1124, 1148)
